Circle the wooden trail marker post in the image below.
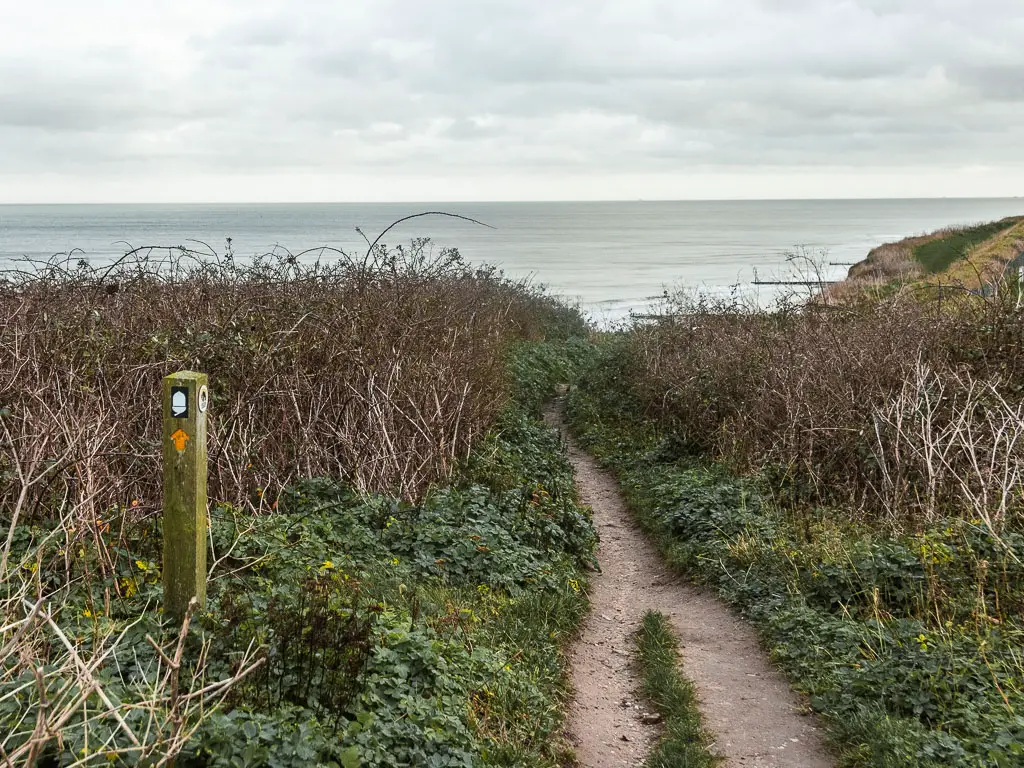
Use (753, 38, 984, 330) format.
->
(162, 371, 209, 621)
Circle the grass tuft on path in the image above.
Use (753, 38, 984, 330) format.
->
(635, 611, 720, 768)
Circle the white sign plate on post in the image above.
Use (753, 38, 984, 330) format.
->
(170, 387, 189, 418)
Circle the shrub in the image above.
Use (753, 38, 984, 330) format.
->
(613, 285, 1024, 531)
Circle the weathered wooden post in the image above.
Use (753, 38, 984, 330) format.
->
(162, 371, 209, 621)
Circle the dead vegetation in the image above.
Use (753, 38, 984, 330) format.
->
(0, 240, 568, 521)
(626, 284, 1024, 531)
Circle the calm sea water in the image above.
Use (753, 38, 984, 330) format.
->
(1, 199, 1022, 319)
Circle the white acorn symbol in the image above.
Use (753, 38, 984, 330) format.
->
(172, 390, 187, 417)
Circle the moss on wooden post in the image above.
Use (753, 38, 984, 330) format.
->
(162, 371, 209, 621)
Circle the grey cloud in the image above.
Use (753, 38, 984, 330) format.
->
(0, 0, 1022, 190)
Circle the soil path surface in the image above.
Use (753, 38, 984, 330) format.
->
(547, 403, 833, 768)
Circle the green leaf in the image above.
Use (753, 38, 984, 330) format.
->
(340, 746, 360, 768)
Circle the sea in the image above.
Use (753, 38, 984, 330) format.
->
(1, 199, 1022, 321)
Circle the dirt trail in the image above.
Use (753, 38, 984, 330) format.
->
(547, 404, 833, 768)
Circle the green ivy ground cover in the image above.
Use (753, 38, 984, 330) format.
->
(567, 342, 1024, 768)
(2, 341, 597, 767)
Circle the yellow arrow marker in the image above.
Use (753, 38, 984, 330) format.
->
(170, 428, 190, 453)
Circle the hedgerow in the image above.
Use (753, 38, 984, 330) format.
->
(0, 238, 596, 766)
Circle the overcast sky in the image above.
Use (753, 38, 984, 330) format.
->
(1, 0, 1022, 202)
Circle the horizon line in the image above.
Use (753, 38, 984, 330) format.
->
(1, 195, 1022, 206)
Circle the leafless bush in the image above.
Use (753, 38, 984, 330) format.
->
(624, 283, 1024, 531)
(0, 237, 566, 600)
(0, 239, 558, 525)
(871, 360, 1024, 531)
(847, 242, 923, 282)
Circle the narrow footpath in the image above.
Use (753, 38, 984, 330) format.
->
(546, 403, 834, 768)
